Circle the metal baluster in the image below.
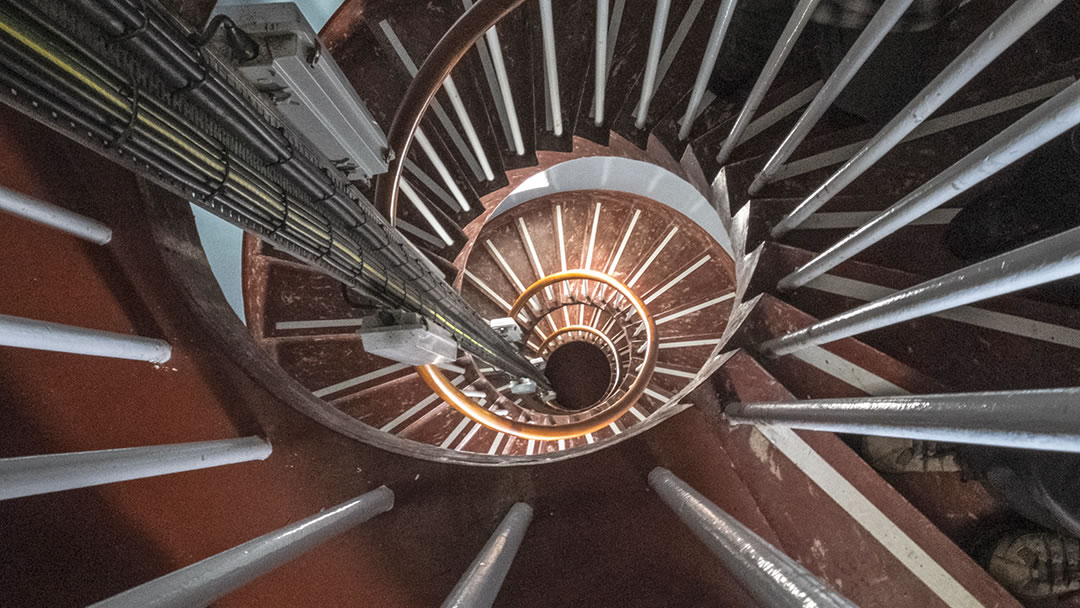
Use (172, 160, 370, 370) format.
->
(414, 128, 472, 212)
(633, 0, 671, 129)
(726, 388, 1080, 453)
(482, 12, 525, 155)
(539, 0, 563, 136)
(761, 224, 1080, 356)
(714, 0, 824, 165)
(649, 468, 858, 607)
(778, 78, 1080, 292)
(748, 0, 916, 193)
(677, 0, 738, 141)
(771, 0, 1064, 237)
(441, 503, 533, 608)
(89, 487, 394, 608)
(0, 437, 271, 501)
(0, 185, 111, 244)
(441, 74, 496, 180)
(594, 0, 609, 126)
(0, 314, 171, 363)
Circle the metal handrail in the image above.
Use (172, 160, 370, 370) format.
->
(416, 270, 658, 440)
(374, 0, 526, 223)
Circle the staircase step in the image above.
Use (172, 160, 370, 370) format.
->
(715, 351, 1021, 608)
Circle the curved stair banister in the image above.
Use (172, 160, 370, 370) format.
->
(418, 269, 659, 440)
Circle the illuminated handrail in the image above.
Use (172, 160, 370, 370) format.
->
(416, 270, 657, 440)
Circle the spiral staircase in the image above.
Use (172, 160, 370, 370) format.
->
(3, 0, 1080, 606)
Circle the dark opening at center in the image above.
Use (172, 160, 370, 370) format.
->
(543, 341, 612, 411)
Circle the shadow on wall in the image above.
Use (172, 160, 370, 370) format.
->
(491, 156, 733, 256)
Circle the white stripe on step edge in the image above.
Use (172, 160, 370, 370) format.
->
(790, 345, 908, 396)
(644, 255, 710, 304)
(775, 77, 1075, 182)
(655, 366, 696, 379)
(485, 240, 528, 292)
(441, 416, 472, 449)
(628, 226, 678, 287)
(608, 422, 622, 435)
(715, 81, 824, 158)
(465, 270, 513, 311)
(381, 376, 465, 432)
(758, 426, 982, 608)
(797, 209, 961, 230)
(585, 201, 601, 271)
(807, 273, 1080, 350)
(314, 363, 410, 398)
(644, 388, 668, 401)
(585, 433, 596, 444)
(558, 439, 566, 451)
(488, 432, 506, 455)
(455, 422, 484, 451)
(630, 407, 647, 422)
(654, 292, 735, 326)
(437, 363, 466, 374)
(526, 439, 536, 455)
(607, 209, 642, 275)
(659, 337, 723, 349)
(276, 318, 364, 331)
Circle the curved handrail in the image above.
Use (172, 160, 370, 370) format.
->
(416, 269, 658, 440)
(374, 0, 527, 222)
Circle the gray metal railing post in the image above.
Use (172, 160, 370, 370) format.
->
(0, 437, 271, 501)
(633, 0, 671, 129)
(677, 0, 738, 140)
(594, 0, 610, 126)
(442, 502, 533, 608)
(0, 314, 171, 363)
(0, 185, 112, 244)
(649, 468, 859, 608)
(714, 0, 824, 166)
(761, 224, 1080, 356)
(748, 0, 916, 194)
(770, 0, 1064, 237)
(727, 388, 1080, 453)
(89, 487, 394, 608)
(778, 77, 1080, 292)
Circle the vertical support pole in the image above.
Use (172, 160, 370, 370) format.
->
(0, 437, 271, 501)
(481, 15, 525, 155)
(777, 77, 1080, 292)
(771, 0, 1064, 236)
(761, 224, 1080, 357)
(594, 0, 609, 126)
(0, 185, 112, 244)
(677, 0, 738, 141)
(89, 487, 395, 608)
(714, 0, 824, 165)
(539, 0, 563, 136)
(748, 0, 916, 193)
(633, 0, 671, 129)
(649, 468, 858, 607)
(0, 313, 172, 363)
(442, 502, 533, 608)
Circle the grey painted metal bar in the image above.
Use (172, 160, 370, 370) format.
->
(0, 437, 271, 501)
(0, 185, 111, 244)
(778, 78, 1080, 292)
(677, 0, 738, 140)
(0, 313, 171, 363)
(90, 487, 394, 608)
(770, 0, 1063, 237)
(761, 224, 1080, 356)
(441, 502, 533, 608)
(748, 0, 915, 194)
(633, 0, 671, 129)
(714, 0, 823, 166)
(649, 468, 858, 608)
(594, 0, 609, 126)
(726, 388, 1080, 453)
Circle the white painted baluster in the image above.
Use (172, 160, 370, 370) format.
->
(0, 437, 271, 501)
(414, 128, 471, 212)
(677, 0, 738, 141)
(0, 185, 111, 244)
(594, 0, 609, 126)
(633, 0, 671, 129)
(0, 314, 171, 363)
(539, 0, 563, 136)
(89, 488, 394, 608)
